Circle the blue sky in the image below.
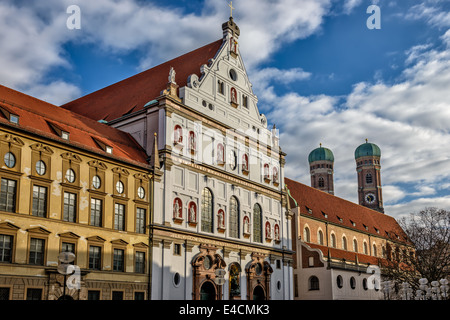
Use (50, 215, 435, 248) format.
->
(0, 0, 449, 219)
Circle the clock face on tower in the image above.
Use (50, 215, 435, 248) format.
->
(365, 193, 376, 204)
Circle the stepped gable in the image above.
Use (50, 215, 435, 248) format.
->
(61, 39, 224, 122)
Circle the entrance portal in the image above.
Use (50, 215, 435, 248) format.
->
(200, 281, 216, 300)
(253, 285, 265, 300)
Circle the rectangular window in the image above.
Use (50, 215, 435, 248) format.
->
(29, 238, 45, 265)
(217, 80, 224, 94)
(88, 290, 101, 300)
(0, 234, 13, 263)
(26, 288, 42, 300)
(32, 185, 47, 217)
(114, 203, 125, 231)
(134, 292, 145, 300)
(242, 95, 248, 108)
(136, 208, 146, 234)
(61, 242, 75, 265)
(63, 192, 77, 222)
(89, 246, 101, 270)
(112, 291, 123, 300)
(0, 287, 10, 300)
(90, 198, 103, 227)
(113, 249, 124, 272)
(135, 251, 145, 274)
(0, 178, 16, 213)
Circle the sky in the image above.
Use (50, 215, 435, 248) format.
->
(0, 0, 449, 219)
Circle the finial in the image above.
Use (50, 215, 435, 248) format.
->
(365, 138, 368, 143)
(320, 143, 322, 148)
(228, 1, 235, 18)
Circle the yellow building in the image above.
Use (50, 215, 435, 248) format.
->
(0, 84, 153, 300)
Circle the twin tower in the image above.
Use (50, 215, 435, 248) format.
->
(308, 140, 384, 213)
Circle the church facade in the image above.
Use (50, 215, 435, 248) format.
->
(62, 17, 294, 300)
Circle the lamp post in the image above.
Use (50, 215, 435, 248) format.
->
(57, 252, 76, 300)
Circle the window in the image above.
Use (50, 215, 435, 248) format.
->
(201, 188, 213, 233)
(113, 249, 124, 272)
(373, 244, 378, 257)
(88, 290, 100, 300)
(61, 131, 70, 140)
(137, 186, 145, 199)
(350, 277, 356, 289)
(336, 275, 343, 289)
(318, 177, 324, 188)
(173, 243, 181, 255)
(0, 178, 16, 213)
(61, 242, 75, 264)
(3, 152, 16, 168)
(135, 292, 145, 300)
(366, 173, 373, 184)
(253, 204, 262, 243)
(242, 95, 248, 108)
(112, 291, 123, 300)
(229, 69, 237, 81)
(89, 246, 101, 270)
(92, 175, 101, 189)
(0, 287, 10, 300)
(9, 114, 19, 124)
(63, 192, 77, 222)
(90, 198, 103, 227)
(136, 208, 146, 234)
(32, 185, 47, 217)
(65, 169, 76, 183)
(217, 80, 224, 94)
(353, 239, 358, 252)
(135, 251, 145, 274)
(303, 227, 310, 242)
(35, 160, 46, 176)
(330, 233, 336, 248)
(116, 181, 124, 194)
(26, 288, 42, 300)
(317, 230, 324, 245)
(114, 203, 125, 231)
(363, 278, 368, 291)
(309, 276, 320, 291)
(29, 238, 45, 265)
(0, 234, 13, 263)
(363, 242, 368, 254)
(229, 196, 239, 238)
(342, 236, 347, 250)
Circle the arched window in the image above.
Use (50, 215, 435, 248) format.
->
(318, 177, 324, 188)
(229, 196, 239, 238)
(303, 227, 310, 243)
(342, 236, 347, 250)
(253, 204, 262, 243)
(373, 244, 377, 257)
(201, 188, 213, 233)
(229, 263, 241, 298)
(366, 173, 373, 184)
(353, 239, 358, 252)
(309, 276, 320, 291)
(363, 241, 368, 254)
(330, 233, 336, 248)
(336, 275, 343, 289)
(317, 230, 324, 245)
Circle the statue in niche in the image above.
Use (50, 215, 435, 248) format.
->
(189, 202, 197, 223)
(173, 198, 182, 219)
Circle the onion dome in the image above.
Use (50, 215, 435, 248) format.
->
(355, 139, 381, 159)
(308, 144, 334, 163)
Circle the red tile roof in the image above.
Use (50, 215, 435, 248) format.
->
(306, 242, 381, 265)
(0, 84, 149, 167)
(285, 177, 411, 245)
(61, 39, 224, 122)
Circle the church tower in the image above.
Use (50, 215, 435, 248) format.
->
(308, 144, 334, 195)
(355, 140, 384, 213)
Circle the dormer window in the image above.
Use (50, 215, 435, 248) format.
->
(105, 146, 113, 154)
(9, 114, 19, 124)
(61, 131, 70, 140)
(92, 136, 113, 155)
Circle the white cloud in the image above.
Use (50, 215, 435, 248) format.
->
(263, 29, 450, 218)
(0, 0, 333, 104)
(343, 0, 363, 14)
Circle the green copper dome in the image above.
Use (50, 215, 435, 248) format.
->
(308, 145, 334, 163)
(355, 140, 381, 159)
